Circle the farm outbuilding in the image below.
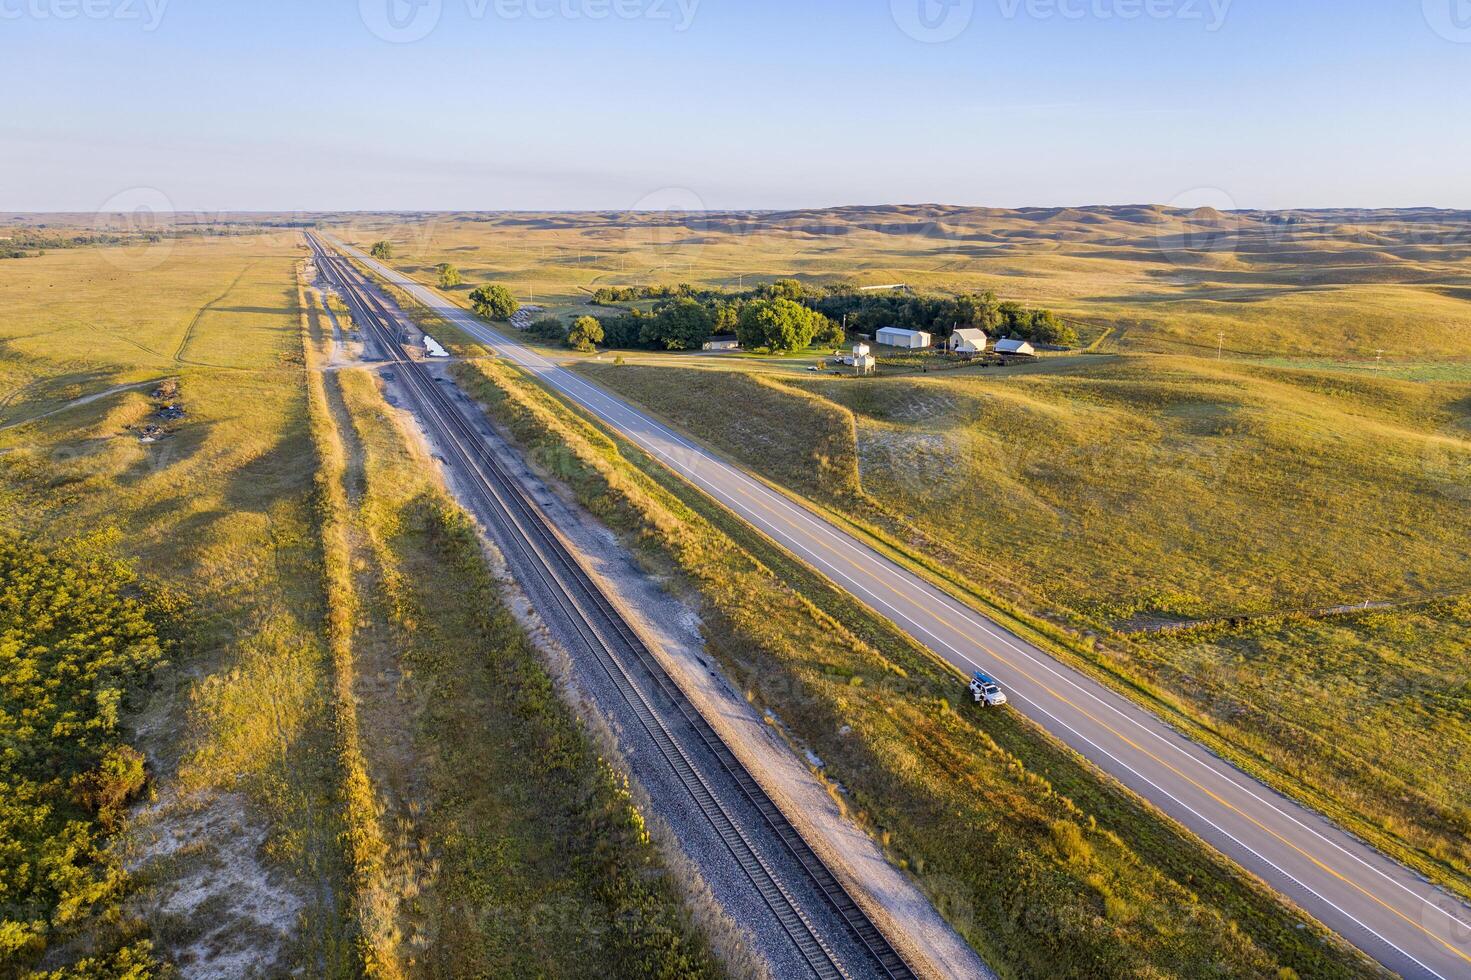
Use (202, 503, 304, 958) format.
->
(702, 337, 740, 351)
(875, 327, 932, 349)
(948, 329, 988, 354)
(995, 338, 1036, 356)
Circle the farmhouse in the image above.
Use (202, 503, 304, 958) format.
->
(875, 327, 932, 349)
(994, 338, 1036, 356)
(948, 328, 988, 354)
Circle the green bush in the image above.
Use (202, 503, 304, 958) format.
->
(0, 532, 166, 974)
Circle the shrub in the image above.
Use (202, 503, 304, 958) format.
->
(435, 263, 462, 289)
(69, 746, 148, 828)
(528, 316, 568, 343)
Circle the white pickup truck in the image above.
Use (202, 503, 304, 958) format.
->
(969, 671, 1008, 707)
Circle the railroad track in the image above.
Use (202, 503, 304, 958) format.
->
(308, 238, 917, 980)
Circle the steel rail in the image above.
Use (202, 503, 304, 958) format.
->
(311, 239, 916, 979)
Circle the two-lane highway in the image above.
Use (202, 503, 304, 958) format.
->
(330, 236, 1471, 979)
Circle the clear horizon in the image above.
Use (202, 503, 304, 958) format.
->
(4, 0, 1470, 213)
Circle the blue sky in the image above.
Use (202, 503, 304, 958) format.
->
(2, 0, 1468, 211)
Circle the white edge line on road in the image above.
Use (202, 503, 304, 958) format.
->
(333, 237, 1471, 966)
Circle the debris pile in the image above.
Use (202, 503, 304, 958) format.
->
(135, 380, 185, 443)
(508, 305, 544, 331)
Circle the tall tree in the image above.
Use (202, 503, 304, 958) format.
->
(568, 315, 605, 352)
(735, 299, 819, 353)
(469, 284, 519, 320)
(642, 298, 713, 350)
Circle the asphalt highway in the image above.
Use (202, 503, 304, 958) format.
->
(334, 237, 1471, 979)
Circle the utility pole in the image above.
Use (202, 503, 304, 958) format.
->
(1217, 332, 1225, 359)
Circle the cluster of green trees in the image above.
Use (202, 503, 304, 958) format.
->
(0, 533, 165, 975)
(590, 283, 704, 305)
(579, 276, 1075, 352)
(526, 315, 606, 353)
(581, 284, 841, 354)
(0, 229, 136, 260)
(491, 274, 1072, 355)
(369, 240, 393, 260)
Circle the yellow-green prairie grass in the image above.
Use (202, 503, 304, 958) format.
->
(0, 233, 359, 973)
(574, 351, 1471, 899)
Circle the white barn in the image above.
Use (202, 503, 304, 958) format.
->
(875, 327, 932, 349)
(995, 338, 1036, 356)
(948, 328, 988, 354)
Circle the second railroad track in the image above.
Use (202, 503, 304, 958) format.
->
(310, 235, 918, 980)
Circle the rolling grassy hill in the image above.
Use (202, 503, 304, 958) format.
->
(333, 205, 1471, 359)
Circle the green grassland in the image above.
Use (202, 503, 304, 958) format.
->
(448, 351, 1379, 979)
(0, 231, 714, 977)
(0, 233, 359, 975)
(575, 352, 1471, 904)
(332, 205, 1471, 361)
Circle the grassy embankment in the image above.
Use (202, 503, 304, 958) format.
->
(576, 355, 1471, 905)
(302, 278, 721, 976)
(0, 235, 359, 975)
(449, 352, 1379, 979)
